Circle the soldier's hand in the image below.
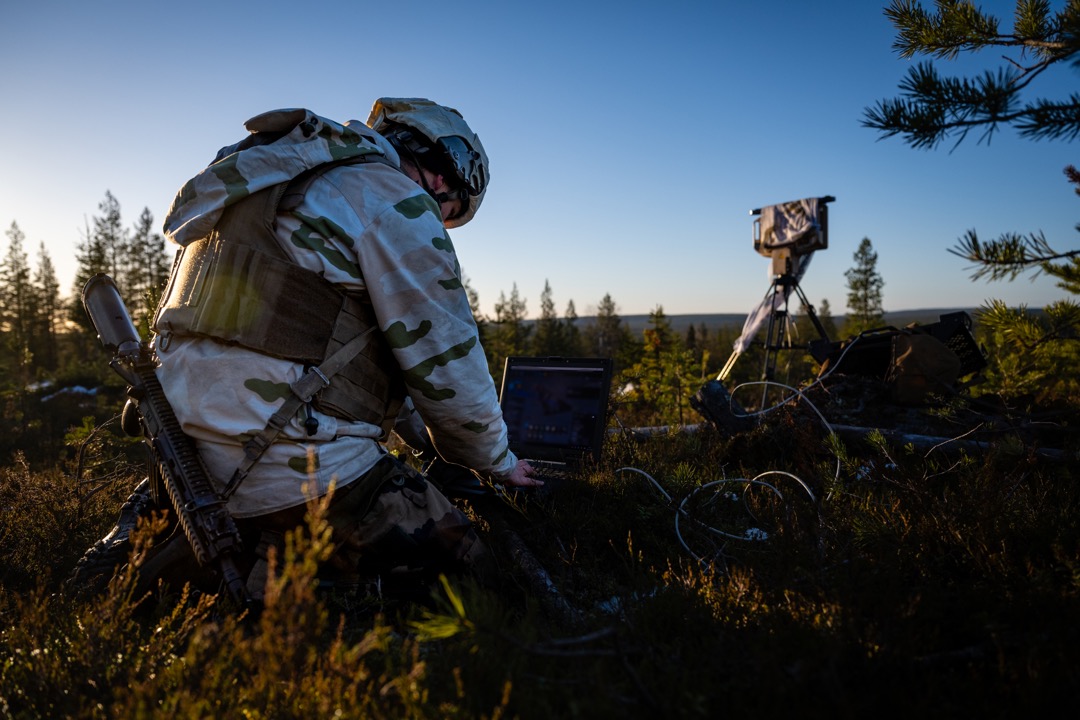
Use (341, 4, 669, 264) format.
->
(502, 459, 544, 488)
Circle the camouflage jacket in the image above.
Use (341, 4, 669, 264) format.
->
(156, 109, 515, 517)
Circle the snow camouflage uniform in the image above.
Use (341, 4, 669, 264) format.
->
(154, 107, 515, 588)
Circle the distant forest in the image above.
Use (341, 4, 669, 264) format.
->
(596, 309, 979, 336)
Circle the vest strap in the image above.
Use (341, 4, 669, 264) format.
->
(223, 325, 378, 498)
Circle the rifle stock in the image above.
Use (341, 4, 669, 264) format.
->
(82, 273, 252, 608)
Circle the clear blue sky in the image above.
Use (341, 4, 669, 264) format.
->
(1, 1, 1076, 320)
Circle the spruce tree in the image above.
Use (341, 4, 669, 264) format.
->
(563, 298, 583, 356)
(583, 293, 633, 366)
(844, 238, 885, 336)
(685, 324, 698, 357)
(818, 298, 838, 341)
(625, 306, 703, 426)
(1, 222, 34, 386)
(488, 284, 531, 380)
(127, 206, 171, 334)
(532, 279, 565, 356)
(691, 322, 710, 365)
(0, 223, 36, 451)
(31, 242, 61, 373)
(66, 193, 117, 366)
(95, 191, 128, 291)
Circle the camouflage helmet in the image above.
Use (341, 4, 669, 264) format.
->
(367, 98, 489, 228)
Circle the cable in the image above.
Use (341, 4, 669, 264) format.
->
(612, 352, 857, 568)
(606, 334, 878, 568)
(615, 464, 819, 571)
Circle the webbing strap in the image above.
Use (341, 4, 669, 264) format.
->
(174, 152, 403, 500)
(222, 325, 378, 498)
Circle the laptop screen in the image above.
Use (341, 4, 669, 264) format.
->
(498, 356, 614, 465)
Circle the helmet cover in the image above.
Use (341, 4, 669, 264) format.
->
(368, 97, 489, 228)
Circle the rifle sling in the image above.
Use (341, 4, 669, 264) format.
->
(223, 324, 378, 499)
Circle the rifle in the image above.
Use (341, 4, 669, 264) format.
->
(82, 273, 252, 608)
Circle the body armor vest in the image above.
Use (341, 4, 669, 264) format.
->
(154, 157, 405, 433)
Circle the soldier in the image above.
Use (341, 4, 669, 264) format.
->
(75, 99, 540, 600)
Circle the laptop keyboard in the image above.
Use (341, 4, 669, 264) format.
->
(526, 460, 573, 482)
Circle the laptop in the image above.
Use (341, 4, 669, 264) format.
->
(498, 356, 614, 482)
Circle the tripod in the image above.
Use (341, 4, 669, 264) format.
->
(717, 250, 831, 388)
(717, 195, 834, 389)
(757, 259, 831, 384)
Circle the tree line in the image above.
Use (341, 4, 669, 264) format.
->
(1, 191, 172, 468)
(1, 192, 172, 383)
(0, 177, 1068, 471)
(4, 186, 877, 465)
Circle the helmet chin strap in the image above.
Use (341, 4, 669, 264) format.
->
(385, 126, 470, 222)
(418, 168, 466, 219)
(395, 136, 457, 208)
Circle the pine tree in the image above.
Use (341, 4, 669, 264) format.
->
(69, 193, 122, 336)
(583, 293, 632, 365)
(818, 298, 838, 341)
(844, 238, 886, 336)
(976, 297, 1080, 406)
(863, 0, 1080, 149)
(127, 206, 172, 334)
(30, 242, 61, 372)
(532, 279, 565, 356)
(950, 166, 1080, 287)
(965, 165, 1080, 408)
(95, 191, 128, 290)
(488, 284, 531, 380)
(865, 0, 1080, 279)
(640, 306, 674, 420)
(0, 223, 37, 452)
(689, 322, 710, 365)
(865, 0, 1080, 288)
(1, 222, 34, 386)
(563, 298, 583, 356)
(624, 306, 702, 426)
(865, 0, 1080, 408)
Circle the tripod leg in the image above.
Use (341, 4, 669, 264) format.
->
(718, 350, 741, 382)
(761, 297, 785, 383)
(792, 282, 831, 344)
